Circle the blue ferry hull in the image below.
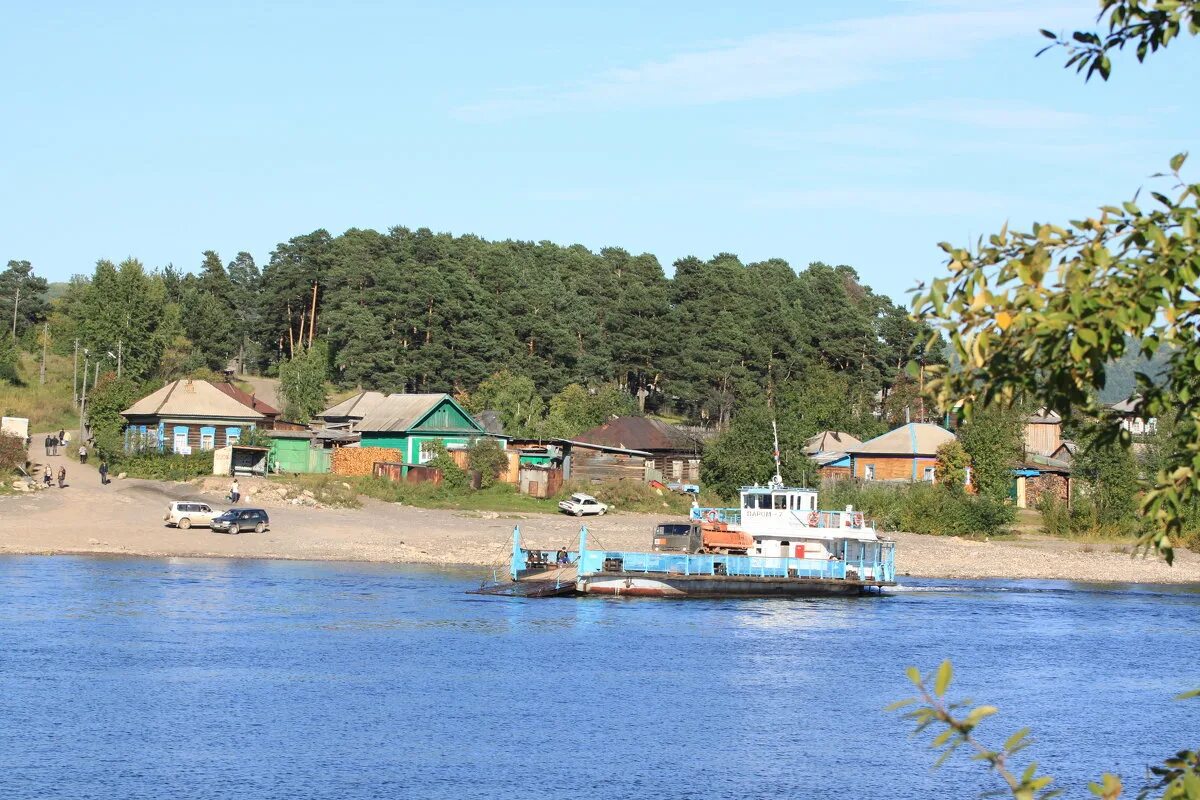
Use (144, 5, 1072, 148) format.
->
(576, 573, 888, 598)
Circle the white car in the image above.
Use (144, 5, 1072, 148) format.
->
(558, 493, 608, 517)
(164, 501, 221, 529)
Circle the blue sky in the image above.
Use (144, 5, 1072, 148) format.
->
(2, 0, 1196, 302)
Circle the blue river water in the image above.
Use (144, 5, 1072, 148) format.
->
(0, 556, 1196, 800)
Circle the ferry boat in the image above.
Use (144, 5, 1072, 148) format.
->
(504, 475, 896, 598)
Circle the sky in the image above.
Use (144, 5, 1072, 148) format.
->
(2, 0, 1197, 303)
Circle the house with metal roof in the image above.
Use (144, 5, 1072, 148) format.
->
(354, 393, 488, 465)
(121, 379, 266, 454)
(573, 416, 704, 484)
(315, 391, 388, 432)
(846, 423, 956, 482)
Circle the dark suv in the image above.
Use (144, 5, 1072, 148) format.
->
(211, 508, 270, 535)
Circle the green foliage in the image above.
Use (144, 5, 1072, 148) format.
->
(543, 383, 636, 438)
(895, 661, 1200, 800)
(958, 406, 1025, 501)
(701, 401, 814, 500)
(1072, 427, 1141, 532)
(822, 481, 1014, 537)
(467, 371, 544, 436)
(0, 334, 19, 384)
(467, 437, 508, 488)
(0, 259, 50, 337)
(112, 451, 215, 481)
(424, 440, 468, 490)
(278, 341, 328, 423)
(0, 432, 25, 473)
(84, 373, 140, 458)
(913, 155, 1200, 563)
(935, 441, 970, 493)
(1039, 0, 1200, 81)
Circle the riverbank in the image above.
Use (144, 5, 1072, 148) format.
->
(3, 469, 1199, 584)
(5, 435, 1198, 584)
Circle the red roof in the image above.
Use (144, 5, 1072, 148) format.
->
(213, 381, 280, 417)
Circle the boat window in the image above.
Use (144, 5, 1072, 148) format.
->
(773, 494, 787, 510)
(809, 495, 816, 510)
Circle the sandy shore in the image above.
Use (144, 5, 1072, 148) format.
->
(4, 443, 1199, 585)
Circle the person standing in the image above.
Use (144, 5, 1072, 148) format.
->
(57, 466, 66, 489)
(43, 465, 52, 487)
(44, 435, 52, 457)
(230, 478, 240, 505)
(98, 460, 109, 485)
(78, 445, 88, 464)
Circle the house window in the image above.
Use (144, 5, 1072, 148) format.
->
(864, 464, 876, 480)
(418, 440, 437, 464)
(671, 460, 683, 480)
(923, 466, 936, 482)
(200, 431, 215, 451)
(688, 459, 700, 481)
(226, 427, 241, 446)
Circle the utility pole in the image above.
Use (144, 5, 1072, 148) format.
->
(80, 349, 89, 445)
(94, 360, 99, 386)
(117, 340, 122, 378)
(10, 281, 20, 338)
(309, 281, 318, 347)
(73, 339, 79, 407)
(39, 323, 48, 385)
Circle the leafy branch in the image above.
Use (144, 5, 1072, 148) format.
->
(890, 660, 1064, 799)
(1038, 0, 1200, 81)
(892, 663, 1200, 799)
(912, 157, 1200, 563)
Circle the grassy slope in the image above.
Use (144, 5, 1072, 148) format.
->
(0, 350, 80, 432)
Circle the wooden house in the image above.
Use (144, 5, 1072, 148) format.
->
(807, 431, 863, 481)
(573, 416, 703, 483)
(354, 393, 488, 464)
(1110, 397, 1158, 436)
(1024, 409, 1063, 456)
(847, 423, 956, 482)
(121, 379, 266, 453)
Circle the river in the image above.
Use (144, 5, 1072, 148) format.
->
(0, 556, 1195, 799)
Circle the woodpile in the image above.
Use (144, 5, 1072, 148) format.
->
(332, 446, 402, 476)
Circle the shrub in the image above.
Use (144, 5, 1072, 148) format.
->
(467, 437, 507, 488)
(113, 451, 215, 481)
(424, 441, 468, 490)
(0, 432, 26, 473)
(935, 441, 970, 493)
(821, 480, 1014, 537)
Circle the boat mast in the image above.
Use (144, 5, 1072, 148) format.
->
(771, 419, 783, 488)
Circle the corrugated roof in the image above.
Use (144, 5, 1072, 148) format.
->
(848, 423, 955, 456)
(319, 391, 388, 419)
(357, 394, 480, 433)
(1026, 408, 1062, 424)
(574, 416, 701, 453)
(122, 380, 265, 419)
(803, 431, 863, 455)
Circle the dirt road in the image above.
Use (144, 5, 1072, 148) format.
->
(4, 435, 1200, 584)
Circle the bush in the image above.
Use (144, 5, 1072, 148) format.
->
(821, 480, 1015, 537)
(467, 438, 507, 488)
(0, 432, 26, 473)
(112, 451, 215, 481)
(424, 441, 468, 490)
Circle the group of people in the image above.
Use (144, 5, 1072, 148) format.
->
(43, 430, 67, 456)
(36, 428, 109, 486)
(42, 464, 67, 489)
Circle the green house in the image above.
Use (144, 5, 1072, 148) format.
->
(267, 429, 331, 474)
(355, 393, 488, 463)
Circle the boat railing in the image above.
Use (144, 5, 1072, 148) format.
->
(576, 546, 896, 583)
(691, 506, 872, 529)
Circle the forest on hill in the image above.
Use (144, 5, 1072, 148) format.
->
(0, 226, 937, 438)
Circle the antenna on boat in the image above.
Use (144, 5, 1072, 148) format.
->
(770, 419, 783, 489)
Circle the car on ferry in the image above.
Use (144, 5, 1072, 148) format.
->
(557, 493, 608, 517)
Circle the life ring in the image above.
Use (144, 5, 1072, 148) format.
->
(853, 513, 864, 529)
(807, 512, 819, 527)
(703, 509, 720, 523)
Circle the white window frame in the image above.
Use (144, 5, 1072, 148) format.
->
(864, 464, 876, 480)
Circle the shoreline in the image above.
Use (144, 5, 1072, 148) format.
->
(2, 535, 1199, 587)
(5, 447, 1200, 587)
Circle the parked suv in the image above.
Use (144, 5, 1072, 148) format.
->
(165, 501, 221, 529)
(210, 508, 270, 535)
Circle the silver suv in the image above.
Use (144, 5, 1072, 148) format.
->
(164, 501, 221, 529)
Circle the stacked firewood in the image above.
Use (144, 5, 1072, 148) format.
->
(332, 447, 402, 476)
